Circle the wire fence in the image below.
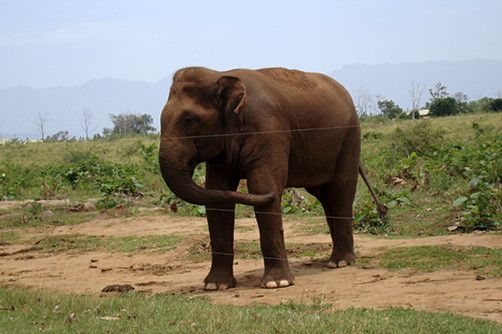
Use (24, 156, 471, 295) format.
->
(167, 124, 361, 140)
(164, 124, 369, 263)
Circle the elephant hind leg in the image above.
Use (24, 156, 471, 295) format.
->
(306, 128, 360, 268)
(328, 126, 360, 267)
(306, 184, 355, 268)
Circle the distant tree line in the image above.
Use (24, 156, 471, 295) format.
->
(100, 113, 156, 138)
(32, 82, 502, 141)
(355, 81, 502, 120)
(33, 109, 157, 142)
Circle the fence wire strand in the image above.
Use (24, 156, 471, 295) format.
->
(165, 123, 364, 263)
(168, 124, 361, 140)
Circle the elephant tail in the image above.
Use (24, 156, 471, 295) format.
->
(359, 163, 388, 220)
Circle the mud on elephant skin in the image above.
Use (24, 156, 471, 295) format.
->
(159, 67, 383, 290)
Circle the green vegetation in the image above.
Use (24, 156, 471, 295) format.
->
(359, 113, 501, 235)
(0, 230, 20, 245)
(378, 99, 404, 119)
(1, 113, 501, 237)
(359, 245, 502, 277)
(1, 287, 500, 334)
(100, 113, 156, 137)
(35, 234, 184, 254)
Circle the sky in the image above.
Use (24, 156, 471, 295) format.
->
(0, 0, 502, 89)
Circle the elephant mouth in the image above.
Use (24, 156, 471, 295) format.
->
(189, 156, 202, 177)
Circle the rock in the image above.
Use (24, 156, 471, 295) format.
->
(101, 284, 134, 293)
(40, 210, 55, 218)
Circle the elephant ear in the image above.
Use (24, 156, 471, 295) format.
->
(215, 76, 248, 165)
(216, 76, 247, 116)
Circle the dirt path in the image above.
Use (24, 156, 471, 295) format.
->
(1, 215, 501, 323)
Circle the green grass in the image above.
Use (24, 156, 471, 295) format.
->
(0, 205, 99, 229)
(358, 245, 502, 277)
(0, 287, 500, 333)
(0, 136, 158, 167)
(0, 230, 20, 245)
(1, 112, 501, 237)
(34, 234, 184, 254)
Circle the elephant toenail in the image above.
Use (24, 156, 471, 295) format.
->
(337, 260, 348, 268)
(279, 280, 290, 287)
(327, 261, 337, 268)
(265, 281, 278, 288)
(219, 284, 228, 290)
(204, 283, 217, 290)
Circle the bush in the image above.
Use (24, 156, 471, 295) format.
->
(429, 97, 460, 117)
(46, 156, 143, 196)
(0, 163, 38, 200)
(489, 98, 502, 112)
(390, 121, 445, 157)
(354, 200, 391, 235)
(377, 99, 403, 119)
(453, 180, 500, 231)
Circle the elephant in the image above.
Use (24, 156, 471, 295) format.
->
(159, 67, 386, 290)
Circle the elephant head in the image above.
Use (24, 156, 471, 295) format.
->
(159, 67, 275, 207)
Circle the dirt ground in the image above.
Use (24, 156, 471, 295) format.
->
(1, 214, 501, 323)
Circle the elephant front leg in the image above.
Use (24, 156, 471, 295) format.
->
(248, 169, 294, 289)
(204, 205, 236, 290)
(203, 165, 239, 290)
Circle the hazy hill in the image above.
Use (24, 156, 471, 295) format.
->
(1, 60, 501, 138)
(333, 59, 502, 109)
(0, 77, 172, 139)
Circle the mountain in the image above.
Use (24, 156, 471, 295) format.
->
(332, 59, 502, 110)
(0, 76, 172, 139)
(1, 60, 501, 138)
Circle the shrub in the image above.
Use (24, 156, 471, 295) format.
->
(390, 121, 445, 158)
(453, 180, 500, 231)
(429, 97, 460, 117)
(354, 200, 392, 235)
(489, 98, 502, 112)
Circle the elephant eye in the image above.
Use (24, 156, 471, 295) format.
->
(184, 116, 199, 129)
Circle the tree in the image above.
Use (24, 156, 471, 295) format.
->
(353, 87, 376, 117)
(429, 97, 460, 117)
(46, 130, 71, 141)
(81, 107, 94, 140)
(107, 113, 156, 136)
(409, 81, 426, 120)
(377, 99, 403, 119)
(453, 92, 471, 113)
(490, 98, 502, 112)
(429, 81, 448, 101)
(34, 112, 47, 141)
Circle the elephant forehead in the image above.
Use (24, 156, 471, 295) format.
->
(170, 83, 215, 107)
(162, 96, 214, 123)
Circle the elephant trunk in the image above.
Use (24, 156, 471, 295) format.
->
(159, 155, 275, 207)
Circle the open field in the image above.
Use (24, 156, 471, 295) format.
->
(1, 212, 502, 329)
(1, 113, 501, 332)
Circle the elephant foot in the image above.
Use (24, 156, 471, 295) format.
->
(327, 250, 355, 268)
(203, 269, 236, 291)
(261, 267, 294, 289)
